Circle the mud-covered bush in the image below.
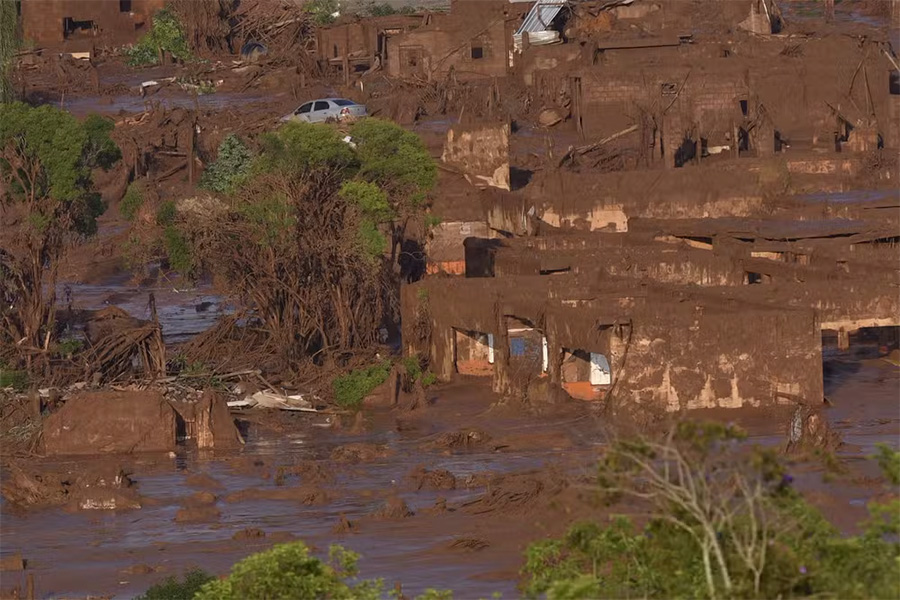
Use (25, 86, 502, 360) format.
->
(120, 182, 145, 221)
(137, 569, 214, 600)
(332, 361, 392, 409)
(199, 134, 254, 194)
(126, 8, 191, 66)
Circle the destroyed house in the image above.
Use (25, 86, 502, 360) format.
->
(316, 14, 424, 74)
(402, 274, 825, 411)
(20, 0, 165, 47)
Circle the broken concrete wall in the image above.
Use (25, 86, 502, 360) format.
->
(426, 220, 492, 275)
(442, 122, 510, 190)
(22, 0, 166, 48)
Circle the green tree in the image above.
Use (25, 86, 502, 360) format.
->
(349, 118, 436, 268)
(0, 103, 120, 365)
(126, 8, 191, 66)
(155, 120, 435, 368)
(194, 542, 382, 600)
(199, 134, 254, 194)
(522, 422, 900, 599)
(305, 0, 339, 25)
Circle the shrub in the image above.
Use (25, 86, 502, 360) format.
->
(55, 338, 83, 358)
(120, 182, 144, 221)
(0, 368, 27, 390)
(162, 225, 192, 274)
(262, 121, 357, 174)
(304, 0, 339, 25)
(194, 542, 382, 600)
(136, 569, 214, 600)
(351, 118, 436, 207)
(199, 134, 254, 194)
(873, 443, 900, 486)
(156, 200, 177, 227)
(332, 361, 392, 409)
(126, 8, 190, 66)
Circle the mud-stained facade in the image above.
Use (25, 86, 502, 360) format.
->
(21, 0, 165, 47)
(402, 276, 825, 412)
(386, 0, 521, 80)
(316, 14, 423, 74)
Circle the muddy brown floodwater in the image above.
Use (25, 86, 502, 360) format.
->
(2, 341, 897, 599)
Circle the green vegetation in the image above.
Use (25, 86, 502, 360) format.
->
(55, 338, 84, 358)
(425, 214, 442, 229)
(0, 368, 28, 391)
(873, 443, 900, 486)
(156, 200, 177, 227)
(332, 355, 438, 409)
(138, 118, 436, 364)
(162, 225, 192, 274)
(139, 543, 455, 600)
(83, 115, 122, 169)
(136, 569, 215, 600)
(199, 134, 254, 194)
(350, 118, 436, 208)
(195, 542, 382, 600)
(304, 0, 339, 25)
(332, 360, 392, 409)
(521, 422, 900, 599)
(400, 355, 437, 387)
(126, 8, 191, 66)
(0, 103, 119, 359)
(0, 0, 18, 102)
(120, 182, 146, 222)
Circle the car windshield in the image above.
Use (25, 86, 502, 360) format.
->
(332, 99, 355, 106)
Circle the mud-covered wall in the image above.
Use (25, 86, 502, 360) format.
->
(577, 63, 746, 143)
(617, 305, 823, 411)
(22, 0, 165, 46)
(386, 3, 510, 80)
(504, 164, 767, 233)
(317, 15, 422, 63)
(402, 277, 825, 411)
(570, 35, 895, 150)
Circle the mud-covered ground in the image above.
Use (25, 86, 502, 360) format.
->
(2, 340, 896, 599)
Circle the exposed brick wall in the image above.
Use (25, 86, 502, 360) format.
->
(577, 66, 747, 141)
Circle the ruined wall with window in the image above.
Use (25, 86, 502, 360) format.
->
(21, 0, 165, 47)
(316, 15, 423, 71)
(401, 277, 825, 411)
(386, 1, 516, 81)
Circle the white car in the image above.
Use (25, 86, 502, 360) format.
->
(280, 98, 368, 123)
